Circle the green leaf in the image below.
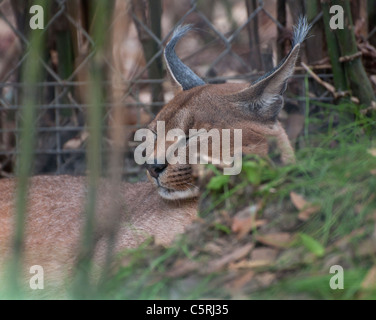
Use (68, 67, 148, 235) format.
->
(242, 161, 261, 185)
(207, 175, 230, 190)
(214, 223, 231, 234)
(299, 233, 325, 257)
(206, 163, 221, 175)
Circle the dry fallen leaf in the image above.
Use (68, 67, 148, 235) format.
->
(328, 228, 367, 251)
(366, 211, 376, 222)
(251, 247, 279, 262)
(358, 239, 376, 257)
(228, 248, 278, 271)
(290, 191, 308, 210)
(232, 217, 267, 239)
(255, 272, 276, 288)
(298, 205, 321, 221)
(290, 191, 320, 221)
(226, 270, 255, 291)
(63, 137, 82, 150)
(203, 242, 224, 255)
(229, 259, 272, 270)
(204, 243, 254, 274)
(361, 265, 376, 291)
(256, 232, 293, 249)
(231, 205, 266, 239)
(368, 148, 376, 157)
(63, 131, 89, 150)
(166, 259, 200, 278)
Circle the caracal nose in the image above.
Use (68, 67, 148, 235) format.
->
(146, 161, 167, 179)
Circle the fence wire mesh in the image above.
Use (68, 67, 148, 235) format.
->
(0, 0, 341, 179)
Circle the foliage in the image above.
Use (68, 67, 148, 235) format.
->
(87, 106, 376, 300)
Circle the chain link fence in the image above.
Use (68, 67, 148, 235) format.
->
(0, 0, 352, 179)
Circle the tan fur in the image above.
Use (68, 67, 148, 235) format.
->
(0, 176, 197, 290)
(146, 83, 294, 198)
(0, 83, 293, 288)
(0, 23, 305, 290)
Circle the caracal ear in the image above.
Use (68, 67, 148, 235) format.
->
(164, 25, 206, 91)
(227, 17, 312, 122)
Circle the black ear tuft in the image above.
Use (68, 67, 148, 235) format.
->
(226, 16, 311, 122)
(292, 16, 312, 47)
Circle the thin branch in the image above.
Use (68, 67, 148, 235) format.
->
(339, 51, 362, 63)
(301, 62, 360, 103)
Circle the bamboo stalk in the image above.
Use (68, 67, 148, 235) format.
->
(72, 0, 114, 299)
(8, 0, 49, 299)
(330, 0, 375, 106)
(131, 0, 164, 115)
(322, 1, 350, 96)
(245, 0, 263, 71)
(98, 0, 132, 289)
(305, 0, 326, 64)
(53, 2, 74, 117)
(369, 0, 376, 47)
(277, 0, 287, 62)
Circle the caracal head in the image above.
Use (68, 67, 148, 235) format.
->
(143, 18, 311, 200)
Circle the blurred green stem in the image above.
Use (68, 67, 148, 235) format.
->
(72, 0, 114, 299)
(9, 0, 49, 298)
(304, 74, 310, 141)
